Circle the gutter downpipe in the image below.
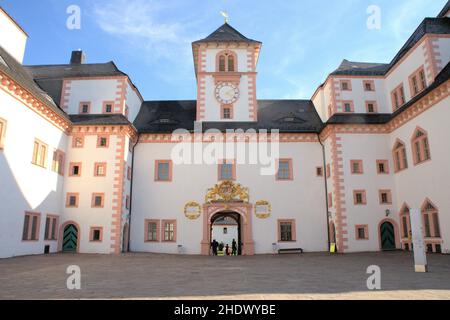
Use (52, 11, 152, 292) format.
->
(318, 132, 331, 252)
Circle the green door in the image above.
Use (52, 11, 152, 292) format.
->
(380, 222, 396, 250)
(63, 224, 78, 252)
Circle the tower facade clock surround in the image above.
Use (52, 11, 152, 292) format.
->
(192, 23, 262, 122)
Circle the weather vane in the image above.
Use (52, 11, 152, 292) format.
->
(220, 11, 229, 23)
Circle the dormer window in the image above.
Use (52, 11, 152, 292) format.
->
(217, 51, 237, 72)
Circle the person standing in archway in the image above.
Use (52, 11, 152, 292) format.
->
(232, 239, 237, 256)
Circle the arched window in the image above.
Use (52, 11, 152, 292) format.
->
(393, 140, 408, 172)
(216, 51, 237, 72)
(421, 199, 440, 238)
(411, 127, 431, 165)
(399, 204, 411, 239)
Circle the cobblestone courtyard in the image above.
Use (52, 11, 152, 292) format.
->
(0, 252, 449, 299)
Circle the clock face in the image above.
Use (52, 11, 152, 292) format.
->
(215, 82, 239, 104)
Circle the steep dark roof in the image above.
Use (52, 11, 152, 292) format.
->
(437, 0, 450, 17)
(70, 114, 133, 126)
(24, 62, 127, 104)
(134, 100, 323, 133)
(193, 23, 261, 44)
(331, 18, 450, 76)
(0, 45, 68, 119)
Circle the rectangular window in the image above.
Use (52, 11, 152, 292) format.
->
(0, 117, 6, 150)
(376, 160, 389, 174)
(223, 227, 228, 234)
(125, 195, 130, 210)
(162, 220, 176, 242)
(363, 80, 375, 91)
(353, 190, 367, 205)
(365, 101, 378, 113)
(342, 101, 354, 113)
(103, 101, 114, 114)
(221, 105, 233, 120)
(277, 159, 293, 181)
(350, 160, 363, 174)
(155, 160, 172, 182)
(52, 150, 65, 176)
(423, 213, 431, 237)
(90, 227, 103, 242)
(94, 163, 107, 177)
(391, 84, 406, 110)
(355, 225, 368, 240)
(97, 135, 109, 148)
(379, 190, 392, 204)
(127, 166, 132, 180)
(44, 215, 58, 240)
(66, 193, 79, 208)
(316, 167, 323, 177)
(91, 193, 104, 208)
(69, 162, 82, 177)
(32, 139, 48, 167)
(218, 160, 235, 181)
(432, 213, 440, 238)
(340, 80, 351, 91)
(79, 102, 91, 114)
(145, 220, 159, 242)
(72, 135, 84, 148)
(22, 212, 40, 241)
(278, 219, 296, 242)
(409, 66, 427, 97)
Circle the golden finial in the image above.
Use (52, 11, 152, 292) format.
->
(220, 11, 229, 23)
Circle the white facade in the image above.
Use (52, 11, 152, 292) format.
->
(1, 6, 450, 258)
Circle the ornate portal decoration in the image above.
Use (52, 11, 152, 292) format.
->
(184, 202, 202, 220)
(254, 200, 272, 219)
(205, 181, 249, 204)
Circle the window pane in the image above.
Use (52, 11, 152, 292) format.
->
(401, 148, 408, 169)
(280, 223, 292, 241)
(402, 216, 408, 238)
(51, 218, 57, 240)
(22, 215, 30, 240)
(220, 163, 233, 180)
(358, 228, 365, 239)
(31, 216, 38, 240)
(228, 55, 235, 72)
(423, 138, 430, 160)
(424, 213, 431, 237)
(158, 163, 170, 180)
(433, 213, 440, 238)
(278, 161, 291, 179)
(32, 142, 39, 164)
(219, 56, 225, 72)
(148, 223, 157, 241)
(45, 217, 50, 240)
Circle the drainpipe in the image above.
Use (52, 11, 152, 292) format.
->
(318, 133, 331, 251)
(127, 136, 139, 253)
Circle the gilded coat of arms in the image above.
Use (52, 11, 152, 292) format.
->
(205, 181, 249, 203)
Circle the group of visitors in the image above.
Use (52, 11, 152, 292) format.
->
(211, 239, 238, 256)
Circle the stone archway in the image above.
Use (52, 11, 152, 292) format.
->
(201, 203, 254, 256)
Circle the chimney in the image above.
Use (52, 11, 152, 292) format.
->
(70, 50, 86, 64)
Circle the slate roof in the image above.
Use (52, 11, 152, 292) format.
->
(437, 0, 450, 17)
(331, 18, 450, 76)
(70, 114, 133, 126)
(0, 45, 68, 119)
(134, 100, 323, 133)
(193, 23, 261, 44)
(25, 62, 127, 105)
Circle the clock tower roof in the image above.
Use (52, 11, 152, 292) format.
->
(192, 23, 261, 45)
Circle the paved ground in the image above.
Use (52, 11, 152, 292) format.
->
(0, 252, 449, 299)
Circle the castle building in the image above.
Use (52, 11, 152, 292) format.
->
(0, 4, 449, 258)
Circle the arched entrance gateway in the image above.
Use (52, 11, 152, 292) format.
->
(201, 181, 255, 255)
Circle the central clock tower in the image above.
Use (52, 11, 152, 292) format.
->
(192, 23, 262, 122)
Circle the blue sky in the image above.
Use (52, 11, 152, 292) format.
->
(2, 0, 447, 101)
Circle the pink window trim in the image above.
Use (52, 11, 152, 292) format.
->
(66, 193, 79, 208)
(277, 219, 297, 242)
(355, 224, 369, 240)
(91, 193, 105, 208)
(69, 162, 82, 177)
(154, 160, 173, 182)
(363, 80, 375, 91)
(215, 50, 238, 72)
(94, 162, 107, 177)
(353, 190, 367, 205)
(379, 189, 393, 205)
(220, 104, 234, 120)
(78, 101, 91, 114)
(102, 101, 115, 114)
(411, 127, 431, 166)
(145, 219, 160, 242)
(376, 160, 390, 174)
(276, 158, 294, 181)
(0, 117, 7, 150)
(22, 212, 41, 242)
(44, 214, 59, 241)
(391, 83, 405, 111)
(342, 100, 355, 113)
(340, 80, 352, 91)
(365, 101, 378, 113)
(96, 135, 110, 148)
(72, 135, 84, 148)
(89, 227, 103, 242)
(392, 139, 408, 173)
(218, 159, 236, 181)
(162, 219, 177, 242)
(408, 65, 427, 97)
(350, 160, 364, 174)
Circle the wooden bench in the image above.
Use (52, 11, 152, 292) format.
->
(278, 248, 303, 254)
